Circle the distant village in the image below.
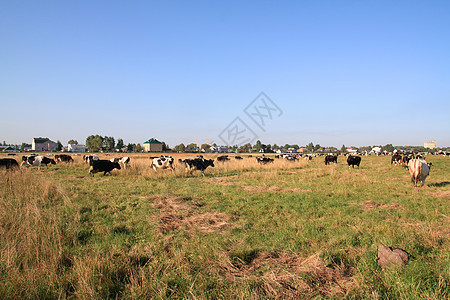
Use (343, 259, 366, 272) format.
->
(0, 136, 446, 155)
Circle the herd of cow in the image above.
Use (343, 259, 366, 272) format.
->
(0, 151, 436, 186)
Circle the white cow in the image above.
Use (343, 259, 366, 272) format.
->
(110, 157, 130, 169)
(407, 158, 432, 187)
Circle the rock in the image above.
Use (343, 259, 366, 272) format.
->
(377, 245, 410, 269)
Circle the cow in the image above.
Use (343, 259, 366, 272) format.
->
(21, 155, 56, 170)
(256, 157, 274, 164)
(89, 160, 121, 176)
(83, 155, 99, 164)
(235, 156, 243, 160)
(407, 158, 432, 187)
(391, 153, 402, 165)
(285, 156, 296, 162)
(347, 155, 361, 168)
(402, 154, 414, 166)
(0, 158, 19, 170)
(179, 158, 214, 176)
(217, 155, 230, 162)
(324, 155, 337, 165)
(55, 154, 74, 163)
(304, 155, 312, 161)
(151, 156, 174, 172)
(110, 157, 131, 169)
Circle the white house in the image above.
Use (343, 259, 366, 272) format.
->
(32, 137, 58, 151)
(68, 144, 87, 152)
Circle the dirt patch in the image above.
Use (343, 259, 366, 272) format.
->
(147, 195, 235, 233)
(204, 177, 238, 186)
(218, 251, 355, 298)
(360, 200, 405, 210)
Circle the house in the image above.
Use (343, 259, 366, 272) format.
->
(346, 148, 358, 154)
(68, 144, 87, 153)
(143, 138, 163, 152)
(32, 137, 58, 151)
(424, 140, 436, 149)
(0, 145, 19, 152)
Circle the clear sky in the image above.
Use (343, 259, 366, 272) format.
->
(1, 0, 449, 148)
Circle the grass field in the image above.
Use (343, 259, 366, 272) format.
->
(0, 153, 449, 299)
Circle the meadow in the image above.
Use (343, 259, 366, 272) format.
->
(0, 153, 448, 299)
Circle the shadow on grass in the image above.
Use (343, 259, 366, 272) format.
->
(428, 181, 450, 187)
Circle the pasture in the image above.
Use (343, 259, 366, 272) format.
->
(0, 153, 449, 299)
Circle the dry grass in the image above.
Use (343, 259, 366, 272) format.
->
(147, 195, 235, 234)
(216, 250, 356, 298)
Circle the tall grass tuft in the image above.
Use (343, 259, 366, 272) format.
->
(0, 170, 65, 298)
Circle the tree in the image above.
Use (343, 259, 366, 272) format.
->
(127, 143, 136, 152)
(340, 144, 347, 153)
(383, 144, 394, 153)
(136, 144, 143, 152)
(56, 140, 63, 151)
(255, 140, 262, 152)
(86, 135, 104, 152)
(314, 144, 321, 152)
(68, 139, 78, 145)
(306, 142, 314, 153)
(20, 143, 30, 151)
(116, 139, 124, 151)
(162, 142, 169, 151)
(186, 143, 197, 152)
(178, 143, 186, 152)
(103, 136, 115, 151)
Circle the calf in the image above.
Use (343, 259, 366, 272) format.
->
(347, 155, 361, 168)
(407, 158, 432, 187)
(21, 155, 56, 170)
(89, 160, 121, 176)
(324, 155, 337, 165)
(110, 157, 131, 169)
(151, 156, 174, 172)
(55, 154, 74, 163)
(0, 158, 19, 170)
(179, 158, 214, 176)
(256, 157, 274, 164)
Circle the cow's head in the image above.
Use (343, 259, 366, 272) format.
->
(114, 162, 121, 170)
(207, 159, 215, 168)
(50, 159, 56, 165)
(428, 162, 432, 168)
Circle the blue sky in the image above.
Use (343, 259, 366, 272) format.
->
(1, 1, 449, 147)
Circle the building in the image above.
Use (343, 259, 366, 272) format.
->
(424, 140, 436, 149)
(143, 138, 163, 152)
(32, 137, 58, 151)
(68, 144, 87, 152)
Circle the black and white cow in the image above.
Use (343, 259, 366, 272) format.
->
(110, 157, 131, 169)
(256, 157, 274, 164)
(21, 155, 56, 170)
(217, 155, 230, 162)
(0, 158, 19, 170)
(55, 154, 74, 163)
(179, 158, 214, 176)
(347, 155, 361, 168)
(151, 156, 174, 172)
(83, 155, 99, 164)
(324, 155, 337, 165)
(89, 160, 121, 176)
(391, 153, 402, 165)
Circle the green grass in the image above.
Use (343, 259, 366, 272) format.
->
(0, 155, 449, 299)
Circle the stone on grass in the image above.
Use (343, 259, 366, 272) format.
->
(377, 245, 410, 269)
